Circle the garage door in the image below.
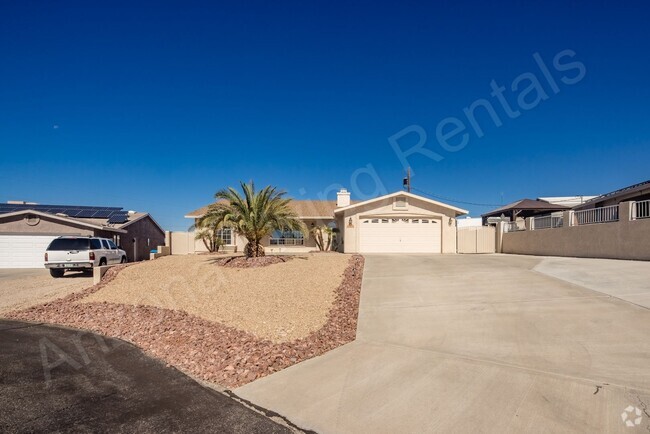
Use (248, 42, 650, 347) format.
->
(359, 217, 441, 253)
(0, 235, 58, 268)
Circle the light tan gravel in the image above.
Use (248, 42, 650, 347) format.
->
(0, 270, 92, 315)
(81, 253, 351, 342)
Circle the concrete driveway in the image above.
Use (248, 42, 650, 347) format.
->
(236, 254, 650, 433)
(0, 269, 92, 314)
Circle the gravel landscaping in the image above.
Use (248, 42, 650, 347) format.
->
(6, 255, 364, 388)
(216, 255, 292, 268)
(81, 253, 349, 342)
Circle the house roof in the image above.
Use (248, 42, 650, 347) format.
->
(333, 191, 468, 216)
(573, 179, 650, 210)
(0, 205, 165, 234)
(0, 209, 128, 233)
(116, 212, 166, 234)
(187, 192, 467, 220)
(185, 200, 358, 219)
(481, 199, 569, 218)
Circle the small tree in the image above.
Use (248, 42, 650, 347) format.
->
(201, 181, 306, 257)
(191, 209, 229, 253)
(194, 228, 225, 253)
(311, 225, 333, 251)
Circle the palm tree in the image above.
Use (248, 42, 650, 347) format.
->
(203, 181, 306, 257)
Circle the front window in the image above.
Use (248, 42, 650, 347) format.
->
(217, 228, 232, 245)
(270, 230, 304, 245)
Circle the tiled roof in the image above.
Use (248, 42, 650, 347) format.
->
(186, 200, 354, 219)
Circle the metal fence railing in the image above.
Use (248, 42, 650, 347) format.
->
(532, 215, 563, 230)
(633, 200, 650, 219)
(574, 205, 619, 225)
(269, 238, 304, 246)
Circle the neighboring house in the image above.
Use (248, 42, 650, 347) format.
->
(573, 180, 650, 210)
(0, 202, 165, 268)
(499, 180, 650, 260)
(183, 189, 467, 254)
(481, 199, 570, 225)
(537, 196, 598, 207)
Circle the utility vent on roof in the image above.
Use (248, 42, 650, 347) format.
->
(394, 196, 408, 209)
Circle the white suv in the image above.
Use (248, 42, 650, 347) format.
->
(44, 236, 127, 278)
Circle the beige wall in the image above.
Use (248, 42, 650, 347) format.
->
(338, 196, 460, 254)
(170, 231, 193, 255)
(501, 202, 650, 261)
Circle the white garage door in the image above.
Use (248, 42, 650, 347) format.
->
(359, 217, 441, 253)
(0, 235, 58, 268)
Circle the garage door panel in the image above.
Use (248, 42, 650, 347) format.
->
(0, 235, 57, 268)
(359, 218, 441, 253)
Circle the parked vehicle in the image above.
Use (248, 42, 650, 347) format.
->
(44, 236, 127, 278)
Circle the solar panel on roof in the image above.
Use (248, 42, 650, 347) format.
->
(93, 210, 111, 218)
(107, 213, 129, 224)
(0, 203, 127, 219)
(76, 209, 97, 218)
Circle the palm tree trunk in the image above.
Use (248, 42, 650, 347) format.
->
(254, 239, 265, 257)
(245, 239, 265, 257)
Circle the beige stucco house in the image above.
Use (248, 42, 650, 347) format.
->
(182, 189, 467, 254)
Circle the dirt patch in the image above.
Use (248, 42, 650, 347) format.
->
(0, 270, 93, 315)
(216, 255, 293, 268)
(7, 255, 364, 389)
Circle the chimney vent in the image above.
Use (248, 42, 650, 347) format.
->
(336, 188, 351, 208)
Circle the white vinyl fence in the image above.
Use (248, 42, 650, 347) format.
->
(457, 226, 496, 254)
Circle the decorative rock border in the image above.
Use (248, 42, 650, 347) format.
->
(7, 255, 364, 389)
(216, 255, 293, 268)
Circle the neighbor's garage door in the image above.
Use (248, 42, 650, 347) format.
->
(359, 217, 441, 253)
(0, 235, 58, 268)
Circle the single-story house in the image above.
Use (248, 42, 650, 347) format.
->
(184, 189, 467, 254)
(0, 202, 166, 268)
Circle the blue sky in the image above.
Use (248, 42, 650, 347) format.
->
(1, 1, 649, 230)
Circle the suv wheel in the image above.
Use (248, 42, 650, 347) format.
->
(50, 269, 65, 278)
(120, 256, 127, 264)
(99, 258, 107, 266)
